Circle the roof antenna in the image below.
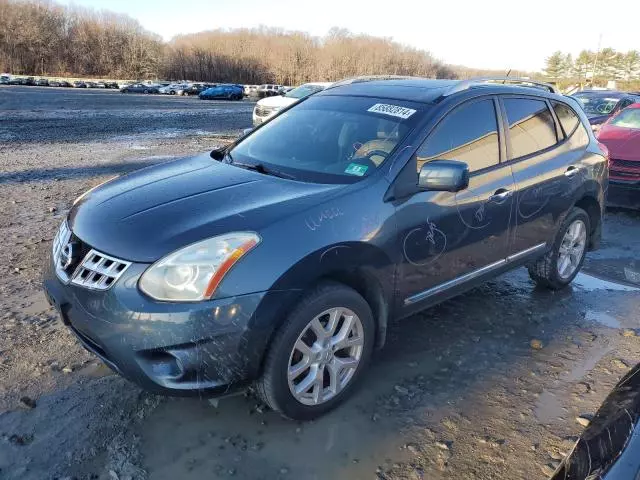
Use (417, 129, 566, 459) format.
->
(503, 69, 512, 83)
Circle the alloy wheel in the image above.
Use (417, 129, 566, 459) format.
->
(287, 307, 364, 406)
(557, 219, 587, 279)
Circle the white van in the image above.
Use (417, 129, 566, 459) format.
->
(252, 82, 332, 126)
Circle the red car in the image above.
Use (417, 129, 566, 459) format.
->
(597, 103, 640, 207)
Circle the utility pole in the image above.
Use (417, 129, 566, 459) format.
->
(591, 34, 603, 85)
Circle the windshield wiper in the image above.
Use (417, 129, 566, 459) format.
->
(232, 161, 295, 180)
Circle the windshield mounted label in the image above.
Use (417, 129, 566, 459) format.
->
(367, 103, 416, 119)
(345, 163, 369, 176)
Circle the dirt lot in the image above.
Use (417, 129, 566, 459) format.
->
(1, 86, 639, 480)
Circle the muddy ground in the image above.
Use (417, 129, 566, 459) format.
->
(1, 87, 639, 480)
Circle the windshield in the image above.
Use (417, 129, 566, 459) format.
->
(230, 95, 422, 183)
(285, 84, 326, 99)
(573, 94, 621, 116)
(610, 108, 640, 129)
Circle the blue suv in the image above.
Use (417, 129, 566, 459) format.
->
(44, 76, 608, 420)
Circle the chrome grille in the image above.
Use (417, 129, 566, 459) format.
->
(70, 250, 130, 290)
(53, 221, 72, 280)
(53, 221, 130, 290)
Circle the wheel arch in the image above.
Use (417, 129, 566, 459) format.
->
(263, 241, 395, 356)
(574, 194, 602, 250)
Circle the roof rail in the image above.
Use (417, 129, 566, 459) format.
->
(325, 75, 423, 90)
(441, 77, 558, 97)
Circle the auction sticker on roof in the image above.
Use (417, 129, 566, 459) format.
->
(367, 103, 416, 119)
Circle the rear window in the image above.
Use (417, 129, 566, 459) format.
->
(552, 101, 581, 137)
(231, 96, 423, 183)
(503, 98, 558, 159)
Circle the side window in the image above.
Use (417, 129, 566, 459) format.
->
(416, 99, 500, 173)
(552, 101, 580, 137)
(503, 98, 558, 159)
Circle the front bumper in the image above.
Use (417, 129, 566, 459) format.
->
(43, 254, 298, 396)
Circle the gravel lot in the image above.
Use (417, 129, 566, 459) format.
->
(1, 86, 639, 480)
(0, 86, 253, 143)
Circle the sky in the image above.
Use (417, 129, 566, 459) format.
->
(59, 0, 639, 72)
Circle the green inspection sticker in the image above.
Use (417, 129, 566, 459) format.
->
(344, 163, 369, 176)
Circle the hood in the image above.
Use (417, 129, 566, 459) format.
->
(587, 113, 610, 125)
(256, 96, 297, 109)
(597, 125, 640, 160)
(69, 153, 340, 262)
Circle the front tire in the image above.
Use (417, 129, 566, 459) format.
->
(256, 283, 375, 420)
(528, 207, 590, 289)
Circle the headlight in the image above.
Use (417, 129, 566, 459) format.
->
(139, 232, 260, 302)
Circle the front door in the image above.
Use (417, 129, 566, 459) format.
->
(394, 97, 515, 314)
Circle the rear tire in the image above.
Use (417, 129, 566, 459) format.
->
(256, 283, 375, 420)
(528, 207, 590, 289)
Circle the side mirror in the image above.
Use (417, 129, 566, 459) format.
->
(210, 147, 226, 161)
(418, 160, 469, 192)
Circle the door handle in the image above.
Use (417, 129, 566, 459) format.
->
(565, 166, 580, 177)
(489, 189, 513, 202)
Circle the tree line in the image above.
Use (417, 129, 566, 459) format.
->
(163, 27, 457, 85)
(0, 0, 163, 78)
(0, 0, 458, 82)
(544, 49, 640, 83)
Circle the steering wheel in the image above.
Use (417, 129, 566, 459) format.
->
(596, 103, 611, 114)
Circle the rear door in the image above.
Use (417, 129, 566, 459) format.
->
(500, 96, 577, 255)
(396, 97, 516, 312)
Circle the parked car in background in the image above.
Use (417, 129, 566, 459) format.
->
(180, 83, 209, 96)
(596, 103, 640, 206)
(120, 83, 160, 94)
(159, 83, 190, 95)
(96, 81, 106, 88)
(257, 84, 283, 98)
(104, 82, 119, 89)
(253, 82, 332, 126)
(24, 76, 35, 86)
(44, 76, 607, 421)
(572, 90, 640, 132)
(36, 78, 49, 86)
(244, 85, 258, 97)
(0, 74, 10, 84)
(73, 81, 87, 88)
(8, 77, 23, 85)
(199, 84, 244, 100)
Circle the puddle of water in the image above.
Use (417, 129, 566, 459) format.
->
(535, 342, 612, 423)
(585, 310, 621, 329)
(572, 273, 639, 292)
(565, 342, 613, 382)
(534, 390, 564, 423)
